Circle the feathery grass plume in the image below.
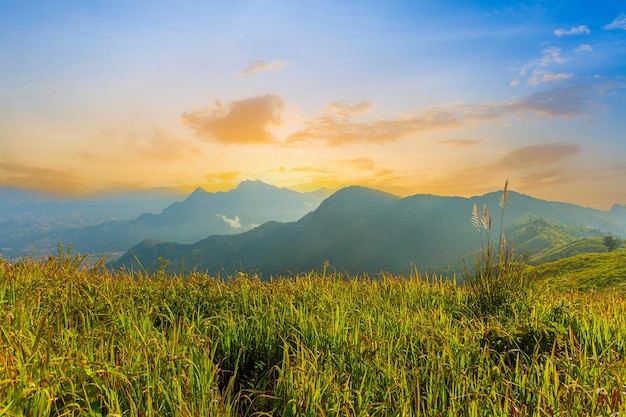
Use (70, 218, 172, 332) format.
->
(471, 203, 481, 231)
(464, 180, 530, 317)
(482, 203, 491, 230)
(472, 203, 485, 248)
(499, 179, 509, 209)
(498, 179, 509, 254)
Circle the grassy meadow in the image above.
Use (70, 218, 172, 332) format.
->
(531, 251, 626, 291)
(2, 248, 626, 417)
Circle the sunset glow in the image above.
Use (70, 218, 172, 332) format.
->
(2, 1, 625, 208)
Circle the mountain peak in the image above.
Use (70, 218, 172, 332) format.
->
(317, 186, 399, 213)
(330, 185, 399, 200)
(235, 180, 278, 191)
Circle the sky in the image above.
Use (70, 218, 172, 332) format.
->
(1, 0, 625, 209)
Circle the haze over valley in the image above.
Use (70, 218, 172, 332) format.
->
(2, 180, 624, 278)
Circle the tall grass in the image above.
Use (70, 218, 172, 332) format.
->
(465, 180, 532, 317)
(2, 250, 626, 416)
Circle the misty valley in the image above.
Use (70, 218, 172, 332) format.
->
(2, 180, 625, 278)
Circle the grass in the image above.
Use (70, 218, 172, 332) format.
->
(464, 180, 532, 318)
(2, 252, 626, 416)
(531, 237, 610, 265)
(532, 250, 626, 291)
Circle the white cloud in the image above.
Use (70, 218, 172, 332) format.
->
(542, 72, 574, 83)
(239, 60, 288, 78)
(519, 47, 569, 85)
(528, 70, 572, 85)
(554, 25, 590, 36)
(604, 14, 626, 30)
(575, 44, 593, 53)
(517, 47, 564, 79)
(527, 70, 544, 85)
(540, 47, 565, 66)
(216, 214, 242, 228)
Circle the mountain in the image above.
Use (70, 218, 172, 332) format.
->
(609, 204, 626, 226)
(0, 187, 185, 258)
(0, 187, 183, 220)
(113, 186, 626, 278)
(3, 180, 329, 257)
(506, 217, 606, 256)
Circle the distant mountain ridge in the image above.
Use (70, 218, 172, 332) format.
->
(1, 180, 329, 257)
(0, 187, 185, 258)
(113, 186, 626, 277)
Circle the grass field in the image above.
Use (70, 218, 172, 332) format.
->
(531, 250, 626, 291)
(2, 249, 626, 417)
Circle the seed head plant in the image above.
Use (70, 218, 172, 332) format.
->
(465, 180, 531, 317)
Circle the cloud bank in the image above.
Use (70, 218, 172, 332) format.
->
(181, 95, 285, 144)
(286, 84, 611, 145)
(0, 161, 84, 195)
(180, 81, 617, 148)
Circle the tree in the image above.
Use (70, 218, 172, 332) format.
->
(603, 235, 619, 252)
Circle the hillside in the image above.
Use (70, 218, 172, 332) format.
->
(532, 250, 626, 290)
(504, 217, 608, 263)
(531, 237, 611, 264)
(114, 186, 626, 277)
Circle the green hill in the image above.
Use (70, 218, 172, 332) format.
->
(532, 250, 626, 290)
(114, 187, 626, 277)
(504, 217, 622, 266)
(532, 237, 609, 264)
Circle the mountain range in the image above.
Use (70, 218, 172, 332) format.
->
(0, 187, 184, 258)
(0, 181, 329, 258)
(112, 185, 626, 278)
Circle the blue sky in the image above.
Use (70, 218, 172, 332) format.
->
(1, 0, 625, 208)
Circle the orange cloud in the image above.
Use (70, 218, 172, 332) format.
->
(321, 101, 372, 118)
(272, 159, 416, 197)
(289, 166, 327, 174)
(0, 161, 84, 195)
(181, 95, 285, 144)
(286, 108, 460, 146)
(436, 139, 483, 147)
(178, 83, 615, 149)
(202, 171, 241, 189)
